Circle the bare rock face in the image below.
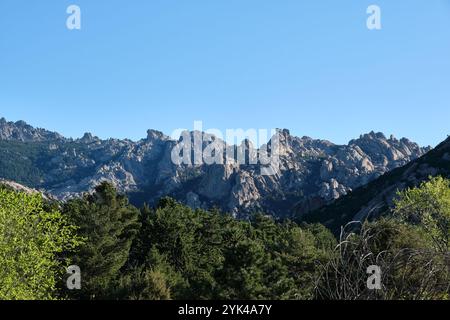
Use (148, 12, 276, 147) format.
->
(319, 179, 350, 201)
(0, 118, 64, 142)
(0, 118, 432, 218)
(302, 136, 450, 233)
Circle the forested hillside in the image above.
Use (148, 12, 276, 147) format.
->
(1, 178, 448, 300)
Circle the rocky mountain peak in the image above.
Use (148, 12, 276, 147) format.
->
(303, 134, 450, 234)
(0, 117, 435, 218)
(78, 132, 100, 144)
(0, 117, 64, 142)
(146, 129, 169, 142)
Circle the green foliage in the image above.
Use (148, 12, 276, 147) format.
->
(314, 176, 450, 300)
(131, 198, 230, 299)
(393, 176, 450, 252)
(114, 265, 172, 300)
(0, 188, 82, 300)
(0, 141, 48, 186)
(3, 178, 447, 300)
(315, 218, 449, 300)
(125, 200, 336, 300)
(310, 176, 450, 300)
(62, 182, 141, 299)
(0, 140, 98, 189)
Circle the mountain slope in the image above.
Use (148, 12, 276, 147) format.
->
(301, 136, 450, 233)
(0, 117, 431, 217)
(0, 117, 64, 142)
(0, 178, 49, 200)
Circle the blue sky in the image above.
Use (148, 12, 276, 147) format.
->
(0, 0, 449, 146)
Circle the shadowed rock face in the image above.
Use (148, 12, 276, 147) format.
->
(302, 136, 450, 234)
(0, 118, 431, 218)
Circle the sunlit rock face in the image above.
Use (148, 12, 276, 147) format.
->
(0, 118, 431, 218)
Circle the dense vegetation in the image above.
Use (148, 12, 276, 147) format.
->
(61, 183, 335, 300)
(315, 177, 449, 299)
(0, 177, 449, 300)
(0, 140, 97, 188)
(0, 186, 82, 299)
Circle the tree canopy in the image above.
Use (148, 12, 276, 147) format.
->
(0, 187, 81, 300)
(1, 177, 449, 300)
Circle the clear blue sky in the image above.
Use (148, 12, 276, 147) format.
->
(0, 0, 449, 146)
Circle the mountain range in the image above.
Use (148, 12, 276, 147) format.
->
(0, 117, 438, 219)
(302, 135, 450, 233)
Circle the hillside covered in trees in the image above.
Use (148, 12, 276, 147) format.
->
(1, 177, 448, 300)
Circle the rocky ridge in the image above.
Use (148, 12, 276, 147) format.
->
(302, 136, 450, 233)
(0, 118, 432, 218)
